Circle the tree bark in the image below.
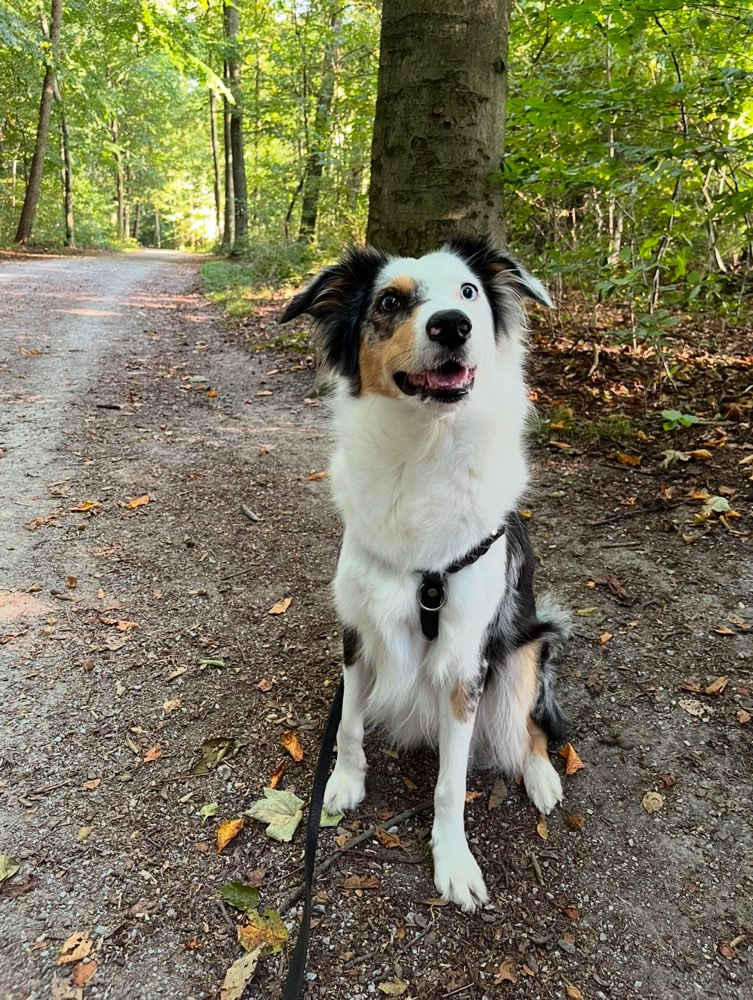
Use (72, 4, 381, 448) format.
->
(209, 88, 223, 241)
(298, 12, 339, 242)
(154, 207, 161, 248)
(54, 81, 74, 247)
(224, 1, 248, 247)
(367, 0, 510, 256)
(221, 60, 235, 251)
(14, 0, 63, 244)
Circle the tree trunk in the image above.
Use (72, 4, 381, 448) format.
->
(54, 81, 74, 247)
(221, 61, 235, 251)
(298, 12, 339, 242)
(209, 88, 223, 241)
(14, 0, 63, 244)
(154, 207, 161, 248)
(110, 119, 126, 239)
(224, 1, 248, 247)
(133, 202, 141, 242)
(367, 0, 510, 256)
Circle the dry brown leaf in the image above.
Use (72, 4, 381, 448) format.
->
(613, 450, 641, 466)
(127, 495, 150, 509)
(162, 698, 182, 715)
(268, 760, 285, 789)
(257, 678, 273, 692)
(374, 826, 402, 849)
(559, 743, 585, 776)
(690, 449, 713, 461)
(464, 789, 481, 802)
(58, 932, 92, 965)
(566, 986, 584, 1000)
(307, 470, 328, 481)
(281, 730, 304, 762)
(343, 874, 380, 890)
(82, 779, 101, 791)
(220, 945, 262, 1000)
(207, 389, 218, 398)
(704, 676, 729, 696)
(217, 818, 244, 852)
(72, 961, 97, 987)
(421, 897, 448, 906)
(737, 709, 751, 725)
(268, 596, 292, 615)
(562, 905, 580, 921)
(143, 745, 162, 763)
(488, 775, 508, 810)
(714, 625, 735, 635)
(402, 775, 417, 791)
(377, 981, 408, 996)
(495, 957, 518, 984)
(185, 938, 203, 951)
(599, 632, 613, 645)
(719, 942, 735, 961)
(70, 500, 100, 512)
(536, 816, 549, 841)
(642, 791, 664, 813)
(66, 576, 77, 590)
(679, 698, 709, 718)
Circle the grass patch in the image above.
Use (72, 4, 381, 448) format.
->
(536, 405, 640, 444)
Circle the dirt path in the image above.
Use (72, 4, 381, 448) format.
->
(0, 252, 750, 1000)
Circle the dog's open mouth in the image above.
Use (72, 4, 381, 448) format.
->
(394, 361, 476, 402)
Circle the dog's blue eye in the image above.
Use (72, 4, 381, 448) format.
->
(379, 294, 400, 313)
(461, 283, 478, 301)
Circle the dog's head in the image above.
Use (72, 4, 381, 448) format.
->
(280, 235, 550, 407)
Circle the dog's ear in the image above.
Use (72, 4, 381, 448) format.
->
(280, 245, 388, 377)
(445, 234, 552, 311)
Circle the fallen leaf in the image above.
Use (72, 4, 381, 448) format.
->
(58, 932, 93, 965)
(82, 779, 101, 791)
(714, 626, 735, 635)
(495, 957, 518, 984)
(217, 818, 244, 852)
(245, 788, 304, 842)
(377, 981, 408, 996)
(613, 450, 641, 466)
(237, 909, 288, 955)
(199, 802, 218, 822)
(257, 678, 273, 692)
(307, 470, 328, 481)
(421, 897, 449, 906)
(536, 816, 549, 841)
(566, 986, 584, 1000)
(679, 698, 709, 718)
(690, 449, 713, 461)
(143, 745, 162, 763)
(268, 596, 292, 615)
(403, 775, 418, 791)
(718, 942, 735, 961)
(70, 500, 100, 512)
(320, 808, 344, 827)
(660, 449, 690, 467)
(704, 676, 729, 696)
(162, 698, 182, 715)
(737, 710, 751, 725)
(374, 826, 402, 849)
(191, 737, 240, 776)
(562, 905, 580, 920)
(76, 827, 92, 841)
(66, 576, 77, 590)
(343, 874, 380, 890)
(127, 495, 150, 509)
(0, 854, 20, 884)
(72, 961, 96, 987)
(559, 743, 585, 776)
(642, 791, 664, 813)
(220, 881, 260, 915)
(267, 760, 285, 789)
(220, 945, 262, 1000)
(185, 938, 202, 950)
(575, 607, 597, 617)
(207, 389, 218, 398)
(488, 775, 508, 810)
(465, 789, 481, 802)
(599, 632, 612, 645)
(281, 730, 304, 762)
(565, 813, 585, 831)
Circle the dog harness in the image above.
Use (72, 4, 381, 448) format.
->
(417, 522, 507, 640)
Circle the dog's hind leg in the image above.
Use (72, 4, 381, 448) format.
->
(431, 679, 489, 912)
(522, 717, 563, 815)
(324, 627, 369, 814)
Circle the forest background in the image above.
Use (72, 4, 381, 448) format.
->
(2, 0, 753, 329)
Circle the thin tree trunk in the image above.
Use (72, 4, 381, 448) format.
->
(367, 0, 510, 255)
(54, 80, 74, 247)
(224, 1, 248, 247)
(14, 0, 63, 244)
(110, 119, 126, 239)
(221, 74, 235, 251)
(209, 88, 222, 240)
(133, 202, 141, 242)
(154, 207, 161, 248)
(298, 12, 339, 242)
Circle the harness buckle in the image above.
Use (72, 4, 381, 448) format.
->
(417, 578, 446, 612)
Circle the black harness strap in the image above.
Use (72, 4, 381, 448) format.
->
(282, 678, 344, 1000)
(418, 523, 506, 640)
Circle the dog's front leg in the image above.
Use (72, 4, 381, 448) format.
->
(324, 627, 368, 814)
(431, 680, 488, 912)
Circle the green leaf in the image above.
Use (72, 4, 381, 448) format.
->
(220, 881, 261, 914)
(702, 496, 730, 515)
(199, 802, 219, 822)
(191, 737, 241, 776)
(0, 855, 20, 884)
(245, 788, 304, 842)
(320, 808, 344, 828)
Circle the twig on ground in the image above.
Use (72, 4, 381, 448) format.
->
(528, 850, 545, 887)
(278, 799, 432, 914)
(217, 899, 236, 932)
(240, 503, 260, 522)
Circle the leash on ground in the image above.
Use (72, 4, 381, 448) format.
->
(282, 678, 344, 1000)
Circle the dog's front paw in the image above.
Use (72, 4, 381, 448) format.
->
(523, 755, 563, 815)
(324, 765, 366, 814)
(432, 833, 488, 912)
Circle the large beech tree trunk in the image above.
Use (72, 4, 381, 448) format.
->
(14, 0, 63, 244)
(367, 0, 510, 256)
(54, 81, 74, 247)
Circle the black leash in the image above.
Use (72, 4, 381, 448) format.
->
(282, 678, 343, 1000)
(418, 523, 506, 640)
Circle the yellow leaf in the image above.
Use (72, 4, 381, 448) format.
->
(237, 910, 288, 955)
(281, 730, 304, 762)
(207, 388, 219, 398)
(162, 698, 182, 715)
(58, 932, 93, 965)
(127, 494, 150, 509)
(378, 981, 409, 996)
(71, 500, 100, 512)
(464, 789, 481, 802)
(268, 596, 292, 615)
(559, 743, 585, 776)
(220, 946, 262, 1000)
(217, 818, 244, 852)
(641, 790, 664, 813)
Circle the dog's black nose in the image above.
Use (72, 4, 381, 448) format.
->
(426, 310, 472, 348)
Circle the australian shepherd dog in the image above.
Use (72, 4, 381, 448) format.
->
(281, 235, 570, 911)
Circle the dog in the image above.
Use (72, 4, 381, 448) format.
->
(281, 235, 570, 911)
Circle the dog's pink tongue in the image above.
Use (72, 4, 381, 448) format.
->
(425, 367, 471, 389)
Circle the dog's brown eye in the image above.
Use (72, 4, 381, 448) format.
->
(461, 283, 478, 301)
(379, 293, 400, 313)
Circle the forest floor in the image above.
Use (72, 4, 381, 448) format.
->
(0, 250, 751, 1000)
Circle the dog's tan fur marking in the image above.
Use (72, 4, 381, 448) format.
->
(527, 717, 550, 759)
(451, 679, 476, 723)
(359, 314, 418, 398)
(508, 639, 542, 721)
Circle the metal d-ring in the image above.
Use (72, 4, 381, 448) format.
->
(417, 579, 446, 611)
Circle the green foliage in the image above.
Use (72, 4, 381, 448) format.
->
(657, 409, 700, 432)
(202, 240, 316, 312)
